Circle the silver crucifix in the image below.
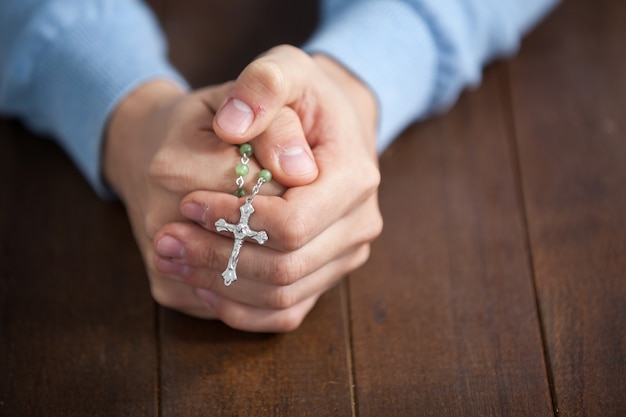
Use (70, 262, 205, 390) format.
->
(215, 200, 268, 286)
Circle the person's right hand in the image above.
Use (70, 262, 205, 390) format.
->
(155, 46, 384, 332)
(102, 80, 293, 320)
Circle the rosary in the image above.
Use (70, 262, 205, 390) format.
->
(215, 143, 272, 286)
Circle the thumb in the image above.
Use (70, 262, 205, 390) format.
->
(252, 107, 318, 187)
(213, 45, 319, 186)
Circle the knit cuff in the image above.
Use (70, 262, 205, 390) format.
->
(1, 0, 187, 197)
(303, 0, 438, 153)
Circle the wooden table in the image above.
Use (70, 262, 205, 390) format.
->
(1, 0, 624, 415)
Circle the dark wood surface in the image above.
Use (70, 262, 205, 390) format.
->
(1, 0, 624, 415)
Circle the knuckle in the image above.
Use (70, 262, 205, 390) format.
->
(267, 253, 304, 286)
(148, 148, 173, 183)
(188, 270, 221, 292)
(352, 244, 372, 270)
(366, 210, 384, 242)
(267, 45, 312, 68)
(274, 310, 306, 333)
(280, 210, 309, 251)
(268, 44, 303, 57)
(363, 163, 381, 193)
(219, 308, 253, 333)
(266, 287, 297, 310)
(150, 283, 179, 311)
(243, 59, 285, 98)
(198, 243, 222, 272)
(148, 148, 190, 193)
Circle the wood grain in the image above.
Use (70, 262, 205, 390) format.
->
(159, 285, 354, 416)
(149, 0, 318, 87)
(0, 123, 157, 416)
(150, 2, 355, 416)
(1, 0, 625, 415)
(508, 0, 626, 415)
(347, 64, 553, 416)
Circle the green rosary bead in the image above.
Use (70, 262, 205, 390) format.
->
(239, 143, 253, 157)
(231, 143, 269, 199)
(258, 169, 272, 183)
(235, 163, 249, 177)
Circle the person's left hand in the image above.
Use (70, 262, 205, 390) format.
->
(103, 80, 299, 321)
(152, 46, 383, 332)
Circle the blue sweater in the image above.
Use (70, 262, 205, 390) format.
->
(0, 0, 559, 196)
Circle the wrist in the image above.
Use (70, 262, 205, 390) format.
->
(103, 80, 186, 200)
(312, 54, 378, 143)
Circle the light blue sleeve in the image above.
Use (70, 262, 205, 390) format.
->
(0, 0, 188, 197)
(304, 0, 560, 153)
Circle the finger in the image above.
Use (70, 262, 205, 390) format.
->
(209, 46, 380, 247)
(213, 45, 315, 142)
(212, 46, 320, 188)
(158, 241, 369, 310)
(151, 275, 218, 319)
(163, 194, 380, 284)
(150, 95, 287, 196)
(250, 107, 318, 187)
(194, 290, 321, 333)
(181, 161, 380, 252)
(144, 250, 218, 319)
(153, 135, 286, 197)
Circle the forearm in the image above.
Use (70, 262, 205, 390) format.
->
(0, 0, 187, 197)
(103, 80, 186, 203)
(312, 54, 378, 159)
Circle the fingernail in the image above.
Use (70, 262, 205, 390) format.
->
(156, 235, 185, 259)
(195, 288, 219, 308)
(279, 147, 317, 176)
(216, 98, 254, 135)
(182, 202, 207, 225)
(156, 258, 189, 279)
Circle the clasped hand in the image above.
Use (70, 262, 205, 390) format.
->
(104, 46, 382, 332)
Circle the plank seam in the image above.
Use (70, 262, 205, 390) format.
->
(500, 62, 560, 416)
(155, 304, 162, 417)
(341, 278, 359, 417)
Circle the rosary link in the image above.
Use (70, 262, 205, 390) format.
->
(234, 144, 253, 197)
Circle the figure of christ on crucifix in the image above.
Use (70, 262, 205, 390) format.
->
(215, 200, 268, 286)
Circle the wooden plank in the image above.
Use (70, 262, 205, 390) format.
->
(0, 123, 157, 415)
(150, 0, 318, 87)
(153, 2, 355, 416)
(159, 285, 354, 416)
(508, 0, 626, 415)
(347, 64, 553, 416)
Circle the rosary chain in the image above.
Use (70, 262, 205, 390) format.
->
(235, 151, 251, 195)
(246, 177, 266, 204)
(215, 142, 271, 286)
(235, 143, 268, 200)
